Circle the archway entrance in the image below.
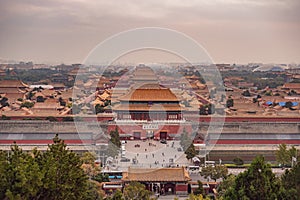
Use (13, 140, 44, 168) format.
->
(133, 132, 141, 140)
(164, 183, 176, 195)
(188, 184, 192, 194)
(160, 131, 167, 140)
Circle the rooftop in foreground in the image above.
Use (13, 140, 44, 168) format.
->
(122, 167, 191, 182)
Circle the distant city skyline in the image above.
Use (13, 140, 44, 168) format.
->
(0, 0, 300, 64)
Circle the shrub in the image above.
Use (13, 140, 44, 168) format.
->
(233, 157, 244, 165)
(62, 116, 74, 121)
(0, 115, 11, 120)
(46, 116, 58, 122)
(20, 101, 34, 108)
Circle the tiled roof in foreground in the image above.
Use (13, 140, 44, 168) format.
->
(122, 167, 191, 182)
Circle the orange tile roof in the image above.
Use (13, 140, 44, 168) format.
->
(138, 84, 162, 89)
(59, 89, 73, 100)
(261, 96, 286, 102)
(3, 93, 24, 104)
(0, 88, 25, 94)
(114, 104, 183, 111)
(0, 80, 28, 88)
(122, 167, 191, 182)
(282, 83, 300, 90)
(120, 88, 179, 102)
(34, 91, 46, 98)
(98, 91, 111, 100)
(33, 101, 58, 109)
(93, 99, 105, 106)
(41, 89, 56, 97)
(132, 76, 157, 81)
(185, 75, 200, 80)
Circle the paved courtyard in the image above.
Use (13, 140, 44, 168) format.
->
(115, 140, 192, 170)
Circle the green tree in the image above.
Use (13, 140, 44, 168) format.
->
(58, 97, 66, 107)
(232, 157, 244, 166)
(106, 128, 121, 159)
(285, 101, 293, 109)
(1, 145, 44, 200)
(193, 180, 205, 196)
(200, 165, 228, 182)
(288, 146, 298, 162)
(265, 90, 272, 96)
(0, 150, 7, 199)
(241, 90, 251, 97)
(199, 106, 207, 115)
(123, 182, 152, 200)
(20, 101, 34, 108)
(81, 152, 101, 179)
(226, 98, 234, 108)
(110, 128, 121, 148)
(0, 96, 9, 107)
(0, 136, 102, 200)
(62, 116, 74, 121)
(187, 193, 209, 200)
(84, 180, 104, 200)
(1, 114, 11, 120)
(46, 116, 58, 122)
(104, 100, 110, 107)
(36, 96, 45, 102)
(81, 152, 97, 164)
(217, 174, 236, 198)
(92, 173, 109, 183)
(199, 104, 215, 115)
(275, 144, 297, 167)
(185, 144, 197, 160)
(26, 91, 34, 100)
(110, 189, 124, 200)
(223, 155, 281, 200)
(276, 143, 289, 166)
(95, 104, 104, 114)
(281, 162, 300, 199)
(36, 134, 89, 200)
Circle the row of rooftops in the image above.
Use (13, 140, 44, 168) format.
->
(1, 66, 300, 117)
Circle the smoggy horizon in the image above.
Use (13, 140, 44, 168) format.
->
(0, 0, 300, 65)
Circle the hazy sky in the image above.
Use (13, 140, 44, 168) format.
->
(0, 0, 299, 64)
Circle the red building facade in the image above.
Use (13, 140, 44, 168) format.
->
(113, 84, 191, 140)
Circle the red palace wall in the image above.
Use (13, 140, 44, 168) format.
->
(108, 123, 192, 139)
(214, 139, 300, 145)
(7, 115, 300, 123)
(6, 115, 113, 122)
(186, 116, 300, 123)
(175, 184, 188, 194)
(0, 139, 93, 145)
